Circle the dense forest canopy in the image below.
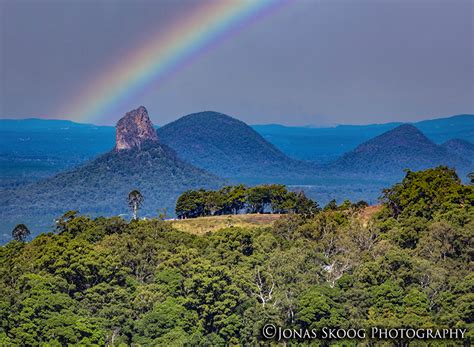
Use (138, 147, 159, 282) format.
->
(0, 167, 472, 345)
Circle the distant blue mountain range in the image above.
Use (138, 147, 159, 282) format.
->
(0, 119, 115, 187)
(1, 114, 473, 187)
(254, 114, 474, 161)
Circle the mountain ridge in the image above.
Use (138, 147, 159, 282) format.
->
(157, 111, 316, 183)
(252, 114, 474, 131)
(1, 113, 472, 187)
(330, 124, 470, 178)
(253, 114, 474, 161)
(3, 113, 471, 128)
(0, 107, 223, 240)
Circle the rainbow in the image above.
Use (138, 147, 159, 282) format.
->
(60, 0, 287, 124)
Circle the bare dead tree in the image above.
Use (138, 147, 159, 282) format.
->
(128, 190, 144, 220)
(324, 258, 352, 288)
(350, 221, 379, 252)
(252, 268, 276, 308)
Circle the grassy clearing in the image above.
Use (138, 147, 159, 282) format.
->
(358, 205, 383, 227)
(169, 206, 383, 235)
(169, 213, 284, 235)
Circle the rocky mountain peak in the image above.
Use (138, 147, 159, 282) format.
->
(115, 106, 158, 151)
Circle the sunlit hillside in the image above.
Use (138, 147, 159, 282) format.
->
(170, 213, 284, 235)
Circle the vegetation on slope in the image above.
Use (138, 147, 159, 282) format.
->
(158, 111, 316, 183)
(1, 167, 472, 345)
(332, 124, 469, 179)
(0, 142, 223, 241)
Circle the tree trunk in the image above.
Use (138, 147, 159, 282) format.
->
(133, 204, 138, 220)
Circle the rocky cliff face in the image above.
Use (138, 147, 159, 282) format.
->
(115, 106, 158, 151)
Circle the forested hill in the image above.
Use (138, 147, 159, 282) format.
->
(331, 124, 470, 179)
(0, 107, 223, 241)
(157, 111, 316, 183)
(1, 114, 472, 187)
(1, 167, 472, 345)
(254, 114, 474, 162)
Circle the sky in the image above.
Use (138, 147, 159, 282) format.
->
(1, 0, 473, 126)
